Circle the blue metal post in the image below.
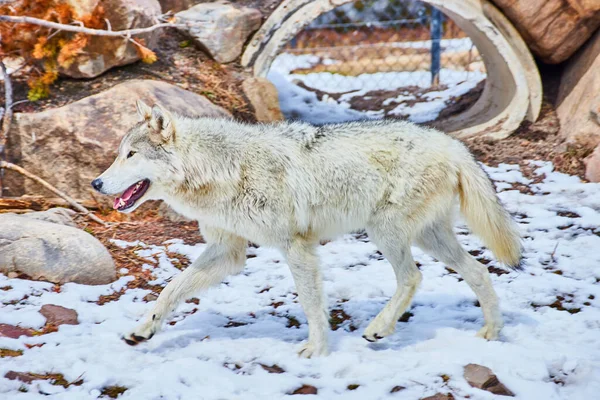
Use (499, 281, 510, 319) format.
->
(430, 8, 443, 86)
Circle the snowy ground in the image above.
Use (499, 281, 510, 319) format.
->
(268, 38, 486, 124)
(1, 162, 600, 400)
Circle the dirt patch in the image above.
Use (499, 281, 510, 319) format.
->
(466, 99, 589, 179)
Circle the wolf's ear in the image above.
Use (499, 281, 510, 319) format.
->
(148, 104, 176, 144)
(136, 99, 152, 121)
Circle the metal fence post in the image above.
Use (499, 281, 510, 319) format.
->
(430, 8, 442, 86)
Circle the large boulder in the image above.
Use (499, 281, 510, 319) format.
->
(176, 1, 262, 63)
(61, 0, 162, 78)
(490, 0, 600, 64)
(556, 30, 600, 149)
(4, 80, 230, 200)
(0, 212, 115, 285)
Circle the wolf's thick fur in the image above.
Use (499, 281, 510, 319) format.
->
(94, 101, 521, 357)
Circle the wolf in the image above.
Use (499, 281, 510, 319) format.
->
(92, 100, 522, 357)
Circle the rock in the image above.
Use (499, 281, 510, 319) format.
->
(242, 77, 284, 122)
(490, 0, 600, 63)
(557, 30, 600, 148)
(20, 208, 78, 228)
(40, 305, 79, 326)
(421, 394, 454, 400)
(259, 364, 285, 374)
(291, 385, 318, 395)
(584, 144, 600, 182)
(159, 0, 200, 13)
(176, 1, 262, 63)
(0, 213, 115, 285)
(143, 293, 159, 302)
(390, 385, 406, 393)
(60, 0, 162, 78)
(5, 80, 230, 200)
(463, 364, 514, 396)
(0, 323, 33, 339)
(4, 371, 38, 384)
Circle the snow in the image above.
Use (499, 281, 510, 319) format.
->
(268, 38, 486, 125)
(1, 162, 599, 399)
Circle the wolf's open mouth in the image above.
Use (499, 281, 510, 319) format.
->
(113, 179, 150, 211)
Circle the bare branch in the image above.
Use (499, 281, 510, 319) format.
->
(0, 15, 184, 37)
(0, 161, 108, 226)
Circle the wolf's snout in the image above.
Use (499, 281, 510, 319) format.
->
(91, 178, 103, 192)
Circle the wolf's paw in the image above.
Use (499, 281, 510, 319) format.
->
(123, 319, 159, 346)
(297, 341, 329, 358)
(476, 324, 501, 340)
(362, 319, 395, 342)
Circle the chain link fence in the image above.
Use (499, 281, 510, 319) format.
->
(267, 0, 486, 125)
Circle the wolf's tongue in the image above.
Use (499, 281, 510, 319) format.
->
(113, 183, 138, 209)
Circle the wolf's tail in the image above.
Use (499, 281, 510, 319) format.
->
(458, 158, 522, 269)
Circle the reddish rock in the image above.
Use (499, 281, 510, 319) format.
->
(0, 323, 33, 339)
(259, 364, 285, 374)
(40, 305, 79, 326)
(4, 371, 37, 384)
(464, 364, 514, 396)
(291, 384, 318, 395)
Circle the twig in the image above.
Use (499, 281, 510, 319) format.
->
(0, 15, 184, 37)
(0, 60, 13, 197)
(550, 241, 560, 263)
(0, 161, 108, 226)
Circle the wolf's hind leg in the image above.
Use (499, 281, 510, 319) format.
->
(363, 223, 422, 342)
(284, 238, 329, 358)
(416, 219, 503, 340)
(124, 229, 246, 345)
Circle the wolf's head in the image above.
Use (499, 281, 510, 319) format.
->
(91, 100, 181, 213)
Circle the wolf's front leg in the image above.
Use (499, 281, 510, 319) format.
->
(124, 230, 247, 345)
(284, 238, 329, 358)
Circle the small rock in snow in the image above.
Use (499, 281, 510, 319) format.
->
(463, 363, 514, 396)
(421, 394, 454, 400)
(291, 384, 318, 395)
(40, 304, 79, 326)
(0, 323, 33, 338)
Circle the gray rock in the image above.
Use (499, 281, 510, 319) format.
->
(20, 208, 78, 228)
(0, 213, 115, 285)
(176, 1, 262, 63)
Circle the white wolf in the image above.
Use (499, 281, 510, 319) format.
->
(92, 100, 521, 357)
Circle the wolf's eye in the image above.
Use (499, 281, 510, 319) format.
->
(127, 151, 136, 159)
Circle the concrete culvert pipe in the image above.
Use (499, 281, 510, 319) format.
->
(242, 0, 542, 140)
